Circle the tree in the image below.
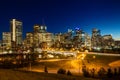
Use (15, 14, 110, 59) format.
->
(98, 67, 106, 78)
(107, 68, 113, 78)
(114, 68, 117, 76)
(57, 68, 66, 74)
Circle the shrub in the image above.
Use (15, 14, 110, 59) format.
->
(83, 70, 90, 77)
(67, 70, 72, 76)
(57, 68, 66, 74)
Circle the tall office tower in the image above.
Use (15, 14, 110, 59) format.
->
(91, 28, 102, 49)
(10, 19, 23, 45)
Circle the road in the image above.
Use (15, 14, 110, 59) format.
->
(88, 52, 120, 56)
(46, 50, 120, 56)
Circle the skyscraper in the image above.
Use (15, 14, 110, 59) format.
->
(10, 19, 23, 45)
(91, 28, 102, 49)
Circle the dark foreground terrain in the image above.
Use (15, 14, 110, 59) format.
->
(0, 69, 99, 80)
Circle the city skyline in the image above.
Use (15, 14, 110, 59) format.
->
(0, 0, 120, 40)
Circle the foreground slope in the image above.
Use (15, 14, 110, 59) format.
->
(0, 69, 98, 80)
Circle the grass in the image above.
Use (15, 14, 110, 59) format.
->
(33, 54, 120, 68)
(0, 69, 98, 80)
(85, 54, 120, 67)
(86, 54, 120, 64)
(29, 54, 120, 75)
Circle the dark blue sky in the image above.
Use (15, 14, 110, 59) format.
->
(0, 0, 120, 39)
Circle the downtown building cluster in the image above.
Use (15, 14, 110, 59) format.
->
(1, 19, 120, 53)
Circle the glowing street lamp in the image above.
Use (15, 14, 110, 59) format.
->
(85, 50, 88, 54)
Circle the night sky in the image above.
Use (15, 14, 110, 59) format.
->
(0, 0, 120, 39)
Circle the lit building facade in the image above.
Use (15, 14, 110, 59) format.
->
(54, 33, 64, 48)
(102, 35, 114, 49)
(33, 24, 47, 33)
(2, 32, 11, 48)
(91, 28, 102, 49)
(39, 25, 47, 33)
(38, 32, 54, 48)
(114, 40, 120, 48)
(25, 24, 53, 49)
(34, 24, 40, 33)
(74, 29, 91, 49)
(26, 32, 34, 48)
(54, 33, 61, 42)
(84, 33, 91, 49)
(60, 29, 74, 49)
(33, 24, 53, 48)
(10, 19, 23, 45)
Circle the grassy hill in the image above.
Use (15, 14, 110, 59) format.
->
(0, 69, 98, 80)
(31, 54, 120, 72)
